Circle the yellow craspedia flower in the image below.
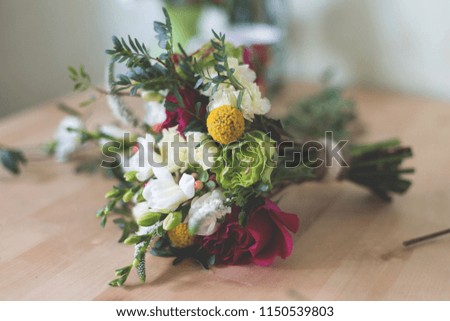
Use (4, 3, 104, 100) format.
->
(167, 223, 194, 248)
(207, 105, 245, 145)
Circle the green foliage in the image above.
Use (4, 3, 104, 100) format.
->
(283, 87, 356, 140)
(68, 65, 91, 92)
(0, 148, 27, 175)
(105, 9, 184, 97)
(109, 265, 132, 287)
(154, 8, 173, 52)
(106, 35, 152, 69)
(114, 217, 139, 243)
(110, 224, 164, 286)
(194, 30, 244, 95)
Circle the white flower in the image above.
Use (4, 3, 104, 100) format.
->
(186, 189, 231, 236)
(240, 82, 271, 120)
(143, 101, 167, 127)
(208, 84, 271, 121)
(227, 57, 257, 85)
(122, 134, 162, 182)
(54, 116, 84, 162)
(158, 127, 207, 173)
(142, 166, 195, 211)
(204, 57, 271, 121)
(208, 86, 237, 110)
(194, 141, 219, 170)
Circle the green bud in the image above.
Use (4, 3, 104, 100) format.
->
(103, 207, 111, 216)
(122, 190, 134, 203)
(105, 187, 119, 199)
(137, 212, 161, 227)
(124, 235, 141, 245)
(162, 211, 182, 231)
(96, 209, 104, 218)
(136, 192, 145, 203)
(132, 258, 140, 268)
(124, 171, 137, 182)
(141, 91, 163, 102)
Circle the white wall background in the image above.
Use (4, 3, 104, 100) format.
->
(1, 0, 450, 117)
(285, 0, 450, 100)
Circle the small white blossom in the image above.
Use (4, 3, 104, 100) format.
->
(186, 189, 231, 236)
(158, 127, 207, 173)
(54, 116, 84, 162)
(122, 134, 162, 182)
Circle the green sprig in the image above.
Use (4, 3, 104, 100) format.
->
(68, 65, 91, 92)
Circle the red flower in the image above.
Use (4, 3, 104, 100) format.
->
(247, 198, 299, 266)
(200, 208, 254, 265)
(161, 87, 208, 134)
(200, 199, 300, 266)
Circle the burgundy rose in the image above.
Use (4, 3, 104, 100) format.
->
(161, 87, 208, 134)
(247, 198, 299, 266)
(200, 199, 300, 266)
(200, 209, 254, 265)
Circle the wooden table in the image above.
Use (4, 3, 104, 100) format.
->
(1, 83, 449, 300)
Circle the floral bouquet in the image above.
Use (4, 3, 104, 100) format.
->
(0, 9, 414, 286)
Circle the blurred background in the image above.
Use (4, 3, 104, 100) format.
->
(1, 0, 450, 118)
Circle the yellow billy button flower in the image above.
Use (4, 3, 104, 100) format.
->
(167, 223, 194, 248)
(206, 105, 245, 145)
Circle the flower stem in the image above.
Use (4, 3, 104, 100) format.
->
(403, 228, 450, 247)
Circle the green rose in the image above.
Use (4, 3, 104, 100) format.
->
(212, 131, 277, 190)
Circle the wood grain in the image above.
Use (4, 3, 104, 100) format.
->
(0, 83, 449, 300)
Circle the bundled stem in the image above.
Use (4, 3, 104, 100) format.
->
(342, 139, 414, 201)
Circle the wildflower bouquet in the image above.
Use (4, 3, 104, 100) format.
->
(0, 9, 414, 286)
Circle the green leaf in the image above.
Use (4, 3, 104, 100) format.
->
(109, 264, 132, 287)
(194, 78, 203, 89)
(236, 90, 244, 110)
(0, 148, 27, 175)
(198, 170, 209, 183)
(68, 65, 91, 92)
(194, 101, 202, 116)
